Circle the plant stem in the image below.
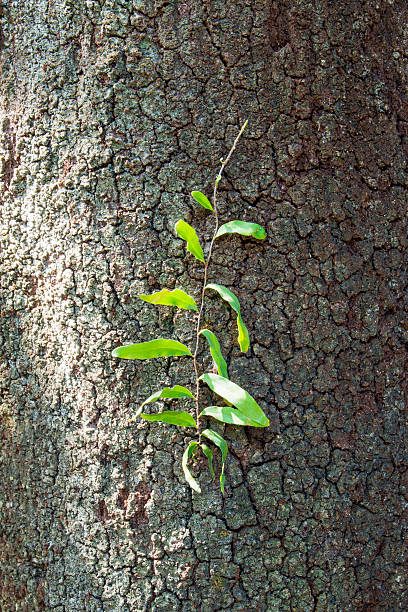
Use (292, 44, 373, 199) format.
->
(192, 120, 248, 442)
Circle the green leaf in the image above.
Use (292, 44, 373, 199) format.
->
(200, 373, 269, 427)
(215, 220, 266, 240)
(130, 385, 195, 421)
(141, 410, 197, 427)
(139, 288, 198, 311)
(199, 329, 228, 378)
(200, 405, 264, 427)
(191, 190, 213, 211)
(112, 339, 193, 360)
(202, 429, 228, 493)
(176, 219, 205, 263)
(140, 385, 194, 407)
(205, 283, 249, 352)
(201, 443, 215, 479)
(182, 441, 201, 493)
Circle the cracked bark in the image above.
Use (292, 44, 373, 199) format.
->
(1, 1, 407, 610)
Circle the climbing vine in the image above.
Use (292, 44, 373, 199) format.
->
(112, 121, 269, 492)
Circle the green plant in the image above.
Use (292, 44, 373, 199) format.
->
(112, 121, 269, 493)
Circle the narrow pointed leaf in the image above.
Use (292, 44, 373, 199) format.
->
(202, 429, 228, 492)
(139, 288, 198, 311)
(201, 443, 215, 479)
(182, 441, 201, 493)
(205, 283, 249, 352)
(199, 329, 228, 378)
(141, 410, 197, 428)
(176, 219, 205, 263)
(140, 385, 194, 407)
(112, 339, 192, 360)
(191, 190, 213, 211)
(215, 220, 266, 240)
(200, 405, 265, 427)
(200, 373, 269, 427)
(129, 385, 195, 421)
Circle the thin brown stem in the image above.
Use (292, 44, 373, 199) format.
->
(192, 120, 248, 443)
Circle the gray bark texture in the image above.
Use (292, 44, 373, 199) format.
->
(1, 0, 408, 610)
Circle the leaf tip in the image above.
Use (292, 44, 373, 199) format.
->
(254, 227, 266, 240)
(191, 190, 214, 211)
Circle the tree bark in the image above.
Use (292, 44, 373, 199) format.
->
(1, 0, 407, 610)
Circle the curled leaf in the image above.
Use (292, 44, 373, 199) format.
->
(205, 283, 249, 352)
(200, 443, 215, 479)
(200, 405, 259, 427)
(200, 373, 269, 427)
(112, 339, 192, 360)
(199, 329, 228, 379)
(176, 219, 205, 263)
(215, 220, 266, 240)
(202, 429, 228, 493)
(191, 191, 213, 211)
(130, 385, 195, 421)
(139, 288, 198, 311)
(141, 410, 197, 428)
(182, 441, 201, 493)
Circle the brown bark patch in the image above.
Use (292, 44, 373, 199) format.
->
(95, 499, 110, 523)
(268, 4, 289, 51)
(127, 483, 150, 527)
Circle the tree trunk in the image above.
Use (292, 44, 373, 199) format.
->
(1, 0, 407, 610)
